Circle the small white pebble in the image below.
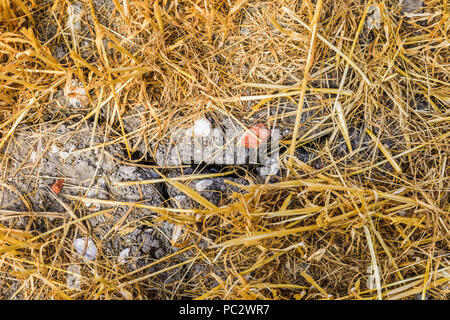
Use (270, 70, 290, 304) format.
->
(195, 179, 213, 191)
(118, 248, 130, 264)
(86, 189, 97, 198)
(174, 194, 187, 202)
(192, 117, 211, 137)
(73, 237, 97, 261)
(59, 151, 70, 160)
(51, 145, 60, 153)
(82, 189, 96, 207)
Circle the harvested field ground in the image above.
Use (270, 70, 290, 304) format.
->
(0, 0, 449, 300)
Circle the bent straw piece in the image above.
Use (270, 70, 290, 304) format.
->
(28, 208, 111, 243)
(329, 2, 373, 153)
(118, 257, 196, 288)
(248, 206, 323, 217)
(118, 244, 198, 280)
(0, 74, 44, 90)
(0, 98, 34, 151)
(153, 2, 164, 32)
(0, 182, 32, 211)
(212, 223, 320, 248)
(113, 170, 235, 187)
(237, 87, 353, 101)
(287, 0, 322, 168)
(283, 7, 372, 86)
(300, 270, 329, 297)
(62, 194, 195, 214)
(366, 128, 402, 173)
(363, 225, 383, 300)
(350, 131, 450, 176)
(153, 170, 219, 211)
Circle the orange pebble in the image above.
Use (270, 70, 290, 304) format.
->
(51, 179, 64, 194)
(241, 123, 271, 148)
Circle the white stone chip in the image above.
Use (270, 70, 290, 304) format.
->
(192, 118, 211, 137)
(66, 265, 81, 291)
(366, 5, 381, 30)
(118, 248, 130, 264)
(174, 194, 187, 202)
(59, 151, 70, 160)
(73, 237, 97, 261)
(66, 3, 83, 31)
(195, 179, 213, 191)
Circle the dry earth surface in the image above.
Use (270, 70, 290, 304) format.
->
(0, 0, 449, 299)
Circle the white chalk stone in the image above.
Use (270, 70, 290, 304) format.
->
(83, 189, 101, 211)
(59, 145, 75, 160)
(174, 194, 187, 202)
(59, 151, 70, 160)
(66, 265, 81, 291)
(192, 118, 211, 137)
(66, 3, 83, 31)
(51, 145, 60, 154)
(73, 237, 97, 261)
(118, 248, 130, 264)
(195, 179, 213, 191)
(366, 5, 381, 30)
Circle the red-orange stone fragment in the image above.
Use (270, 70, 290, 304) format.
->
(51, 179, 64, 194)
(241, 123, 271, 148)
